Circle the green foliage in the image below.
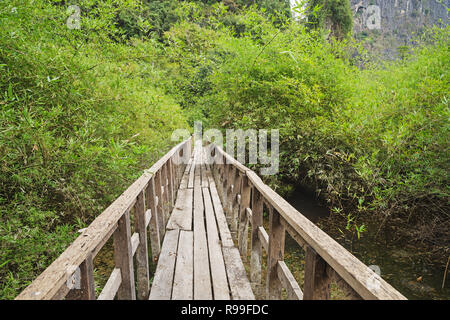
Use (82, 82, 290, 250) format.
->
(307, 0, 353, 40)
(0, 0, 188, 298)
(155, 6, 448, 247)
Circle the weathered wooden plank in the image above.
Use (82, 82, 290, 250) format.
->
(201, 150, 208, 188)
(79, 254, 96, 300)
(113, 210, 136, 300)
(98, 268, 122, 300)
(154, 171, 165, 241)
(172, 231, 194, 300)
(188, 151, 196, 189)
(222, 247, 255, 300)
(146, 179, 161, 263)
(149, 229, 180, 300)
(230, 172, 242, 237)
(131, 233, 140, 256)
(258, 226, 269, 252)
(277, 261, 303, 300)
(203, 187, 230, 300)
(162, 164, 170, 222)
(167, 158, 175, 211)
(238, 176, 251, 260)
(250, 188, 264, 284)
(209, 181, 234, 247)
(134, 190, 150, 300)
(246, 207, 252, 222)
(166, 188, 193, 231)
(179, 158, 193, 190)
(193, 169, 212, 300)
(145, 209, 151, 228)
(266, 207, 285, 300)
(304, 245, 331, 300)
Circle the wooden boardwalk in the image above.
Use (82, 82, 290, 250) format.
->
(149, 146, 254, 300)
(16, 136, 406, 300)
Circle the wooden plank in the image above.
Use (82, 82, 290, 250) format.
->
(146, 179, 161, 263)
(238, 176, 251, 260)
(167, 158, 175, 211)
(145, 209, 151, 228)
(258, 226, 269, 252)
(98, 268, 122, 300)
(246, 208, 252, 222)
(201, 149, 208, 188)
(188, 152, 196, 189)
(230, 172, 242, 237)
(66, 254, 96, 300)
(162, 164, 170, 222)
(250, 188, 263, 284)
(203, 188, 230, 300)
(166, 188, 193, 231)
(154, 171, 165, 241)
(304, 245, 331, 300)
(225, 166, 237, 222)
(245, 169, 406, 300)
(79, 254, 96, 300)
(131, 233, 140, 256)
(134, 190, 150, 300)
(172, 231, 194, 300)
(149, 229, 180, 300)
(209, 182, 234, 247)
(113, 210, 136, 300)
(222, 247, 255, 300)
(277, 261, 303, 300)
(266, 207, 285, 300)
(193, 170, 212, 300)
(179, 158, 193, 190)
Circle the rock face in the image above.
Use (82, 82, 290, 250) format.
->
(350, 0, 449, 59)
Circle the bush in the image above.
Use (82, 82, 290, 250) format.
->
(0, 0, 188, 299)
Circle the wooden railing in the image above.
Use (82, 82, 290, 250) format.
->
(210, 144, 406, 300)
(15, 137, 193, 300)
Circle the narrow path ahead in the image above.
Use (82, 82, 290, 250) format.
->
(149, 145, 255, 300)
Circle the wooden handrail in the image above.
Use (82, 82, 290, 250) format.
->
(16, 137, 193, 300)
(210, 144, 406, 300)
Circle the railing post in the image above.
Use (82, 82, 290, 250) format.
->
(167, 158, 174, 211)
(221, 158, 229, 208)
(147, 177, 161, 261)
(225, 166, 236, 222)
(250, 188, 263, 285)
(79, 254, 96, 300)
(304, 245, 331, 300)
(113, 210, 136, 300)
(230, 171, 242, 237)
(238, 175, 251, 260)
(266, 206, 285, 300)
(162, 164, 170, 223)
(134, 190, 150, 300)
(154, 171, 165, 240)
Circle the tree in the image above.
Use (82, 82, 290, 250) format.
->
(306, 0, 353, 40)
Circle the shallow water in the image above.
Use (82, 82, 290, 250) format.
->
(286, 186, 450, 300)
